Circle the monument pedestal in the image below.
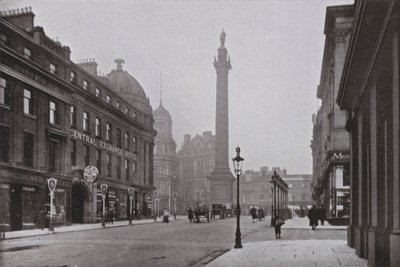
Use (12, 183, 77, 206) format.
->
(209, 168, 234, 204)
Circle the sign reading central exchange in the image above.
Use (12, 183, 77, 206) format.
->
(71, 129, 137, 161)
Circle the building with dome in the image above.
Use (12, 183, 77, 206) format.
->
(0, 9, 156, 230)
(152, 100, 179, 216)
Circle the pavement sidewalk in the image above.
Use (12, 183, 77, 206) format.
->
(2, 216, 185, 240)
(207, 216, 366, 267)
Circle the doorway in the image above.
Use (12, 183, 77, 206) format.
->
(71, 183, 87, 223)
(10, 184, 22, 231)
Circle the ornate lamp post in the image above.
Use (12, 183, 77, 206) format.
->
(232, 146, 244, 249)
(47, 178, 57, 233)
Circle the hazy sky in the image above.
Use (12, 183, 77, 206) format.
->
(2, 0, 352, 174)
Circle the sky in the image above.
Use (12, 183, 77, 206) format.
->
(1, 0, 353, 174)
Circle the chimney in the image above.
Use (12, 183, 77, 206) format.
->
(1, 7, 35, 32)
(63, 46, 71, 60)
(77, 58, 98, 76)
(33, 26, 44, 45)
(202, 131, 212, 141)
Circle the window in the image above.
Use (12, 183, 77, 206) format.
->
(83, 80, 89, 90)
(0, 77, 10, 106)
(0, 125, 10, 162)
(23, 47, 31, 59)
(125, 159, 129, 181)
(49, 101, 57, 124)
(70, 106, 76, 128)
(106, 123, 111, 141)
(84, 144, 90, 166)
(82, 112, 89, 132)
(124, 132, 129, 149)
(95, 88, 100, 97)
(49, 63, 56, 74)
(124, 107, 129, 114)
(116, 101, 120, 110)
(23, 89, 33, 115)
(48, 140, 57, 172)
(116, 157, 121, 179)
(70, 71, 76, 83)
(106, 95, 111, 104)
(132, 162, 137, 176)
(95, 118, 101, 137)
(132, 112, 137, 118)
(0, 33, 7, 44)
(132, 136, 137, 152)
(106, 153, 111, 177)
(23, 132, 34, 166)
(96, 149, 101, 175)
(71, 140, 76, 166)
(116, 128, 121, 147)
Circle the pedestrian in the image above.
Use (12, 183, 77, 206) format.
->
(250, 206, 257, 223)
(308, 205, 319, 230)
(258, 208, 264, 221)
(274, 216, 285, 239)
(187, 207, 194, 223)
(319, 205, 326, 226)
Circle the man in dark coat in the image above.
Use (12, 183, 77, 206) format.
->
(308, 205, 319, 230)
(250, 207, 257, 223)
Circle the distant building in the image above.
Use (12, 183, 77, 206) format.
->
(0, 8, 155, 231)
(177, 132, 215, 208)
(237, 167, 288, 215)
(311, 5, 353, 222)
(153, 100, 178, 215)
(283, 174, 313, 209)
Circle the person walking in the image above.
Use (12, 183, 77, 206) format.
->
(274, 216, 285, 239)
(187, 207, 194, 223)
(250, 206, 257, 223)
(308, 205, 319, 230)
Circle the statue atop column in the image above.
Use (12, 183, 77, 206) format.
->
(220, 29, 226, 48)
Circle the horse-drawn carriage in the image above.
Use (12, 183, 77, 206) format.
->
(193, 203, 210, 223)
(211, 203, 233, 219)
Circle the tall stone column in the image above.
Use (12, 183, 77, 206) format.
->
(209, 30, 234, 204)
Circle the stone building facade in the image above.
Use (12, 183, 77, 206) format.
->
(153, 100, 178, 215)
(284, 174, 313, 209)
(337, 0, 400, 266)
(311, 5, 353, 223)
(0, 8, 155, 230)
(177, 132, 215, 208)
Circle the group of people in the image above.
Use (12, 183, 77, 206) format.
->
(307, 205, 326, 230)
(250, 207, 265, 223)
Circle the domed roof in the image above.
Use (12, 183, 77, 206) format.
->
(107, 59, 146, 99)
(153, 101, 171, 120)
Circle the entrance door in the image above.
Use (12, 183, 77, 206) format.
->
(10, 184, 22, 231)
(71, 184, 85, 223)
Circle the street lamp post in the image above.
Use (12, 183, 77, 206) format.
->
(128, 187, 134, 225)
(232, 146, 244, 249)
(100, 184, 108, 227)
(173, 192, 177, 220)
(47, 178, 57, 233)
(153, 191, 157, 221)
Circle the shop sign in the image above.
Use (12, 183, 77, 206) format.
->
(84, 166, 99, 183)
(48, 178, 57, 192)
(71, 129, 137, 161)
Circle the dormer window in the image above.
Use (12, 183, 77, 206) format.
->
(95, 88, 100, 97)
(124, 107, 129, 114)
(106, 95, 111, 104)
(116, 101, 120, 110)
(132, 112, 137, 118)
